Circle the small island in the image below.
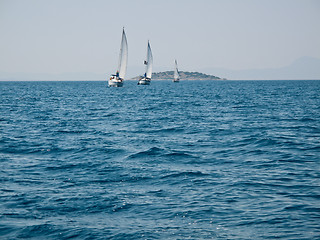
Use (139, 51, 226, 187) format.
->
(131, 71, 224, 80)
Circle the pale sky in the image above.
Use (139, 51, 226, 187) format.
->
(0, 0, 319, 78)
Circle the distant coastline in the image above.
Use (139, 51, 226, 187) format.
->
(131, 71, 225, 80)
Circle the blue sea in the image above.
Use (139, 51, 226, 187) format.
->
(0, 80, 319, 239)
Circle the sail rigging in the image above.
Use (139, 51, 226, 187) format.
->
(174, 59, 179, 80)
(145, 41, 153, 79)
(117, 29, 128, 79)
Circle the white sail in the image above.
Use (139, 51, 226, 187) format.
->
(174, 59, 179, 80)
(145, 41, 153, 79)
(117, 29, 128, 79)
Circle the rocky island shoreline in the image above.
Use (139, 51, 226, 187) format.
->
(131, 71, 225, 80)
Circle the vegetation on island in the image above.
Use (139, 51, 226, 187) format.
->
(131, 71, 224, 80)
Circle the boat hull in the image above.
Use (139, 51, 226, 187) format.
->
(173, 79, 180, 82)
(138, 77, 151, 85)
(109, 77, 123, 87)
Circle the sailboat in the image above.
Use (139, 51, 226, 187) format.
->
(173, 59, 180, 82)
(109, 28, 128, 87)
(138, 41, 153, 85)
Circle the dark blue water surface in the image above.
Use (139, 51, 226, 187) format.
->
(0, 80, 320, 239)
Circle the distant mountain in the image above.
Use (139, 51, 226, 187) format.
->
(201, 56, 320, 80)
(0, 72, 106, 81)
(2, 57, 319, 81)
(131, 71, 222, 80)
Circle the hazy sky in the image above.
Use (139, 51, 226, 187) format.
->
(1, 0, 319, 78)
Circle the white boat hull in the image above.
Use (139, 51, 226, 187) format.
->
(109, 76, 123, 87)
(138, 77, 151, 85)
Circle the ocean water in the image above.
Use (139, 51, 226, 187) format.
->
(0, 80, 319, 240)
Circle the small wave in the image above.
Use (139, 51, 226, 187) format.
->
(127, 148, 199, 163)
(103, 112, 118, 117)
(161, 171, 209, 179)
(128, 147, 165, 159)
(112, 202, 134, 212)
(254, 138, 278, 147)
(15, 224, 90, 239)
(147, 189, 166, 197)
(45, 163, 83, 171)
(283, 204, 306, 211)
(141, 106, 159, 111)
(0, 145, 46, 155)
(232, 105, 247, 109)
(302, 146, 320, 151)
(100, 147, 126, 155)
(299, 117, 316, 122)
(92, 175, 152, 184)
(235, 217, 286, 227)
(55, 129, 88, 134)
(150, 127, 184, 133)
(164, 151, 199, 161)
(304, 207, 320, 212)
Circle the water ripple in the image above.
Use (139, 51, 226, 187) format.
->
(0, 80, 319, 239)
